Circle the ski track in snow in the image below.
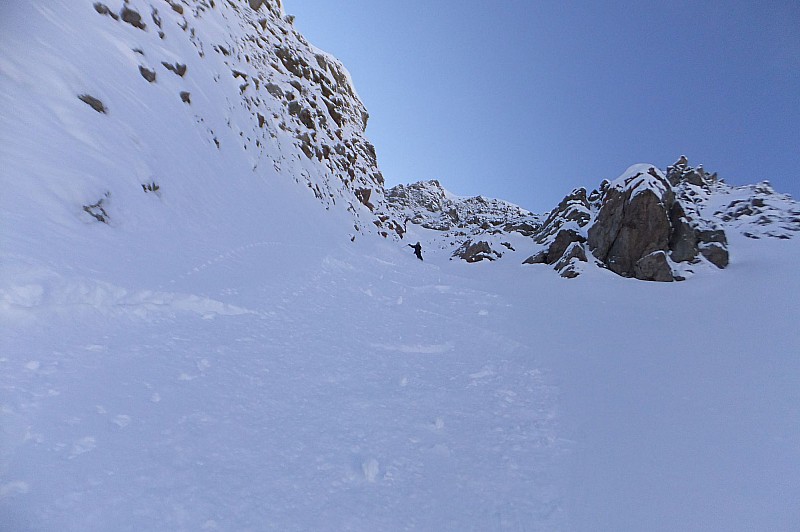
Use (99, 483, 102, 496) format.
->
(4, 235, 800, 531)
(0, 242, 568, 531)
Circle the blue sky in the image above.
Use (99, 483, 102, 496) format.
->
(289, 1, 800, 212)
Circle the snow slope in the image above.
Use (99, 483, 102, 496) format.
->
(3, 223, 799, 531)
(2, 1, 800, 531)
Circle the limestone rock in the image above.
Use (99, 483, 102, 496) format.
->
(547, 229, 586, 265)
(522, 250, 548, 265)
(553, 242, 588, 278)
(668, 202, 698, 263)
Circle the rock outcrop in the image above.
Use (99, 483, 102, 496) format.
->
(386, 180, 541, 261)
(86, 0, 402, 239)
(713, 181, 800, 240)
(452, 240, 502, 263)
(521, 187, 593, 278)
(588, 165, 678, 280)
(387, 157, 797, 282)
(386, 180, 537, 233)
(586, 161, 733, 280)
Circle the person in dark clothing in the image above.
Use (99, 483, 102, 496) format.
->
(408, 241, 423, 261)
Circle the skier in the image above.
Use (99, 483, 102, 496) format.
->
(408, 241, 423, 261)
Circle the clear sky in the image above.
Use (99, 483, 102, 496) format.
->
(288, 1, 799, 212)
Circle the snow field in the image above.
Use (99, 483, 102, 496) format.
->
(1, 236, 570, 531)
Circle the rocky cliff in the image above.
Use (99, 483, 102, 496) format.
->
(3, 1, 796, 283)
(43, 0, 402, 237)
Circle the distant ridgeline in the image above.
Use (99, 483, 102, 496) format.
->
(76, 1, 800, 281)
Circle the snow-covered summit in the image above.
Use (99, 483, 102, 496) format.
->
(610, 163, 672, 199)
(386, 179, 537, 232)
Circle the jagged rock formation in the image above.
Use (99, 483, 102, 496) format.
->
(385, 180, 541, 260)
(587, 165, 677, 279)
(665, 157, 730, 268)
(582, 163, 729, 281)
(526, 161, 735, 281)
(517, 161, 734, 281)
(387, 180, 537, 232)
(390, 158, 798, 282)
(521, 187, 594, 278)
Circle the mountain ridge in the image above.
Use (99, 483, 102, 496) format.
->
(390, 157, 799, 281)
(0, 0, 797, 286)
(2, 2, 800, 530)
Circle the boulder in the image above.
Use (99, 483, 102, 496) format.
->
(120, 7, 146, 30)
(699, 242, 729, 268)
(547, 229, 586, 265)
(522, 250, 548, 265)
(452, 241, 501, 263)
(524, 228, 585, 266)
(78, 94, 107, 114)
(634, 251, 674, 282)
(553, 242, 587, 272)
(139, 66, 156, 83)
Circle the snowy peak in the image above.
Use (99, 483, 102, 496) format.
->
(387, 180, 535, 232)
(386, 180, 542, 263)
(392, 157, 798, 282)
(611, 163, 672, 200)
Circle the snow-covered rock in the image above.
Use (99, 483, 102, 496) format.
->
(393, 157, 797, 282)
(385, 180, 541, 263)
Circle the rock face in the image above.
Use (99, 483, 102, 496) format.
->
(84, 0, 402, 239)
(521, 187, 593, 278)
(713, 181, 800, 240)
(586, 162, 733, 281)
(634, 251, 674, 282)
(588, 165, 677, 280)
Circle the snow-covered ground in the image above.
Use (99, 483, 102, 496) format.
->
(2, 1, 799, 530)
(3, 227, 799, 530)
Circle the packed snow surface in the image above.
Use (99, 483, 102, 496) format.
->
(3, 229, 800, 531)
(2, 0, 800, 531)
